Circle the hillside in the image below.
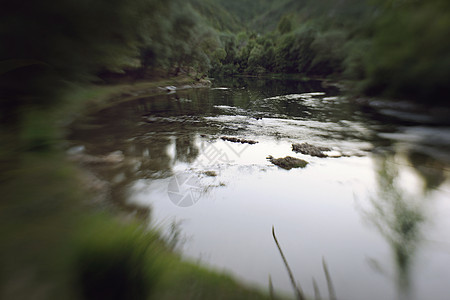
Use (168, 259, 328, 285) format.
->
(210, 0, 285, 25)
(189, 0, 243, 32)
(250, 0, 376, 32)
(194, 0, 376, 33)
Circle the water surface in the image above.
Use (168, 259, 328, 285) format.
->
(69, 77, 450, 300)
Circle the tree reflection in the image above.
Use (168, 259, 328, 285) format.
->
(369, 153, 425, 300)
(174, 133, 200, 163)
(407, 150, 448, 193)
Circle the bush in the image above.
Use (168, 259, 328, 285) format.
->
(274, 27, 317, 74)
(343, 39, 372, 80)
(363, 0, 450, 105)
(73, 217, 161, 300)
(309, 30, 347, 76)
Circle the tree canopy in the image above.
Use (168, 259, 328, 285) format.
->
(1, 0, 449, 107)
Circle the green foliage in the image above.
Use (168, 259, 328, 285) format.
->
(210, 0, 280, 24)
(246, 44, 267, 74)
(152, 258, 271, 300)
(277, 15, 293, 34)
(189, 0, 242, 32)
(207, 0, 449, 106)
(2, 0, 447, 120)
(73, 217, 162, 300)
(0, 0, 232, 120)
(0, 0, 171, 120)
(342, 39, 372, 80)
(1, 0, 157, 81)
(221, 34, 239, 65)
(309, 30, 347, 76)
(363, 0, 450, 104)
(133, 1, 223, 79)
(274, 28, 318, 74)
(250, 0, 375, 33)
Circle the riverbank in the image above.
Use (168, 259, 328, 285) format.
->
(0, 76, 274, 300)
(63, 75, 211, 121)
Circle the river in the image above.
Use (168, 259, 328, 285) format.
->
(68, 77, 450, 300)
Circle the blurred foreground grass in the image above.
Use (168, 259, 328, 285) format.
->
(0, 78, 271, 300)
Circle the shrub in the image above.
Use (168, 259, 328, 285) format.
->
(73, 218, 161, 300)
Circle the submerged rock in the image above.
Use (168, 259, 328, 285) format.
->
(66, 145, 85, 155)
(203, 171, 217, 177)
(69, 150, 124, 164)
(292, 142, 330, 157)
(220, 136, 258, 144)
(267, 155, 308, 170)
(165, 85, 177, 92)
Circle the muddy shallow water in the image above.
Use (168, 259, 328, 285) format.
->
(69, 77, 450, 300)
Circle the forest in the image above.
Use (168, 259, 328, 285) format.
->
(2, 0, 449, 113)
(1, 0, 450, 299)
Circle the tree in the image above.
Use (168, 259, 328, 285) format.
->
(277, 15, 293, 34)
(274, 28, 317, 74)
(363, 0, 450, 105)
(246, 44, 265, 73)
(168, 6, 220, 77)
(309, 30, 347, 76)
(0, 0, 169, 114)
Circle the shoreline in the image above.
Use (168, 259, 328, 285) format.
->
(0, 75, 272, 300)
(66, 75, 212, 116)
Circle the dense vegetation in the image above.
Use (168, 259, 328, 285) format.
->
(2, 0, 448, 110)
(207, 0, 450, 106)
(3, 0, 449, 108)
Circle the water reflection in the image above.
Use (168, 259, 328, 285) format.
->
(368, 147, 450, 300)
(68, 77, 450, 300)
(68, 78, 342, 206)
(174, 133, 200, 163)
(407, 150, 448, 193)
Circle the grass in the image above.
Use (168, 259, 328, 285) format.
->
(59, 75, 197, 122)
(70, 213, 273, 300)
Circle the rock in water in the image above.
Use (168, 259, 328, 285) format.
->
(220, 136, 258, 144)
(203, 171, 217, 177)
(292, 142, 330, 157)
(267, 155, 308, 170)
(69, 150, 124, 164)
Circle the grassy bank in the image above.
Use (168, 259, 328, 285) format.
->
(0, 76, 272, 300)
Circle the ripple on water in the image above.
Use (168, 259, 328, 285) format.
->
(69, 80, 450, 300)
